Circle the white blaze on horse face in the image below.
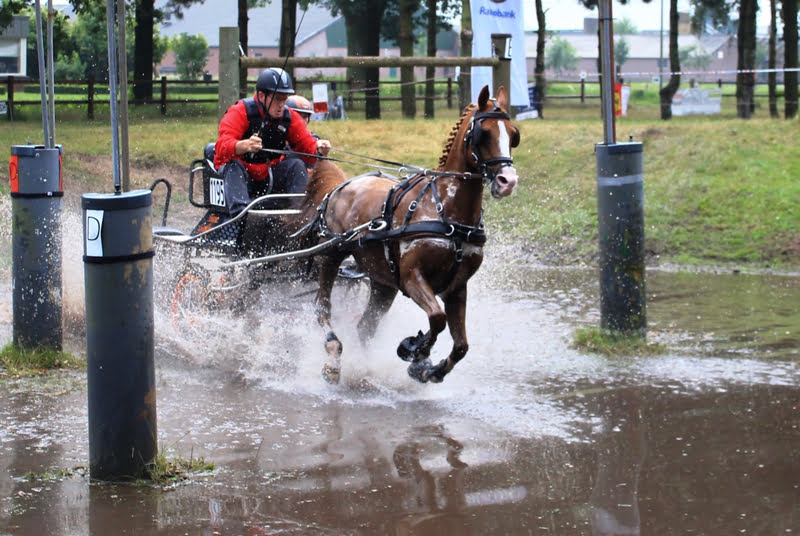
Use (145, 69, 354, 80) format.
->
(495, 122, 513, 159)
(490, 122, 519, 198)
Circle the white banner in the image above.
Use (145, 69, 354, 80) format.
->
(469, 0, 528, 107)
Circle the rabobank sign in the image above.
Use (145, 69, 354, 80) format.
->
(478, 6, 516, 18)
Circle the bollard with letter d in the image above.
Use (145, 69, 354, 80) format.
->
(82, 189, 156, 480)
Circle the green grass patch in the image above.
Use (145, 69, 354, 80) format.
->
(144, 448, 215, 487)
(572, 327, 667, 357)
(20, 466, 88, 482)
(0, 343, 80, 376)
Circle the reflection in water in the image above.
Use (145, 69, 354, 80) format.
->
(589, 388, 646, 536)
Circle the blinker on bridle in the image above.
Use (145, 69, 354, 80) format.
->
(463, 103, 517, 182)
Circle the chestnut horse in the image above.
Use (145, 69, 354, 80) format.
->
(295, 85, 520, 384)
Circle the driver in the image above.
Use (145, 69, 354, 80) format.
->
(213, 67, 331, 215)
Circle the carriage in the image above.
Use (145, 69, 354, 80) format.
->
(150, 142, 369, 324)
(151, 85, 520, 384)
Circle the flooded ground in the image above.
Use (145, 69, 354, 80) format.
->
(0, 244, 798, 535)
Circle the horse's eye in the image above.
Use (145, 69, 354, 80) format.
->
(510, 128, 520, 148)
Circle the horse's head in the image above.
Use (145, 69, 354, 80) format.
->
(465, 85, 520, 198)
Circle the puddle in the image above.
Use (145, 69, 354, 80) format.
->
(0, 242, 798, 535)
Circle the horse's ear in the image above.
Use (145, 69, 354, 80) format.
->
(478, 85, 490, 109)
(495, 86, 508, 110)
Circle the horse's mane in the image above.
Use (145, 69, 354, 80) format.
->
(437, 103, 477, 171)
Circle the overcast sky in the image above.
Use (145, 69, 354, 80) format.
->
(525, 0, 771, 33)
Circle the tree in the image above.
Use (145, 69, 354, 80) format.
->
(783, 0, 798, 118)
(768, 0, 778, 117)
(614, 16, 638, 34)
(533, 0, 546, 116)
(0, 0, 28, 31)
(546, 36, 578, 76)
(313, 0, 390, 119)
(172, 33, 208, 79)
(735, 0, 757, 118)
(615, 36, 630, 69)
(680, 44, 712, 72)
(133, 0, 155, 101)
(398, 0, 419, 118)
(658, 0, 680, 119)
(458, 0, 471, 112)
(423, 0, 437, 118)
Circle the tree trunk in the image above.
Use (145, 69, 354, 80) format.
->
(659, 0, 680, 120)
(736, 0, 757, 119)
(342, 2, 387, 119)
(133, 0, 155, 102)
(534, 0, 546, 117)
(398, 0, 416, 118)
(279, 0, 297, 81)
(458, 0, 472, 111)
(424, 0, 436, 118)
(768, 0, 778, 117)
(783, 0, 798, 119)
(238, 0, 248, 97)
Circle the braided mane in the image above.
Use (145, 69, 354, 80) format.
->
(437, 103, 477, 170)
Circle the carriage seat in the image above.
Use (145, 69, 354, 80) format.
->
(204, 142, 217, 173)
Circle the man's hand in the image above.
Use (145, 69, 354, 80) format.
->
(316, 139, 331, 157)
(235, 134, 263, 156)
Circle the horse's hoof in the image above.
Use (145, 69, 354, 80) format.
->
(322, 364, 340, 385)
(426, 359, 449, 384)
(325, 331, 343, 357)
(397, 330, 427, 362)
(407, 358, 432, 383)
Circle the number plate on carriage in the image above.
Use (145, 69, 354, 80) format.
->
(209, 177, 225, 207)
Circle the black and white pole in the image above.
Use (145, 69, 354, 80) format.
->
(82, 0, 156, 481)
(596, 0, 646, 335)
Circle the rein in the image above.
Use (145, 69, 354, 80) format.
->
(263, 147, 484, 180)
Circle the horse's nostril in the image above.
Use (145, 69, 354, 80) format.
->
(497, 175, 508, 185)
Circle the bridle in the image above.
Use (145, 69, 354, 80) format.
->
(463, 103, 518, 184)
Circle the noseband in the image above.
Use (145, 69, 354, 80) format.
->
(463, 105, 516, 183)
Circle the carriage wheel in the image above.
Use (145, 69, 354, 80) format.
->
(170, 265, 210, 329)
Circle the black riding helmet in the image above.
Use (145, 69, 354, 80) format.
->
(256, 68, 295, 95)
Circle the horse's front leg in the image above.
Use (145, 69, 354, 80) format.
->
(315, 253, 347, 384)
(424, 285, 469, 383)
(399, 273, 447, 383)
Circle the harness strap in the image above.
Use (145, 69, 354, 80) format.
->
(358, 221, 486, 246)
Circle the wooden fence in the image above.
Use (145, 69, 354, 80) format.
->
(1, 75, 466, 121)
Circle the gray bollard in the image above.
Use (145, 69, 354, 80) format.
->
(82, 189, 156, 480)
(596, 142, 646, 335)
(10, 145, 63, 351)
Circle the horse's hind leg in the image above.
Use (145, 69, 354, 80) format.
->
(315, 253, 347, 384)
(357, 280, 398, 342)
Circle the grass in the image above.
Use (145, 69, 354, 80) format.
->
(145, 447, 215, 487)
(571, 327, 667, 357)
(20, 466, 88, 482)
(1, 91, 798, 270)
(0, 343, 80, 376)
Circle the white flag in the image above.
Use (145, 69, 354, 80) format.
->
(470, 0, 528, 107)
